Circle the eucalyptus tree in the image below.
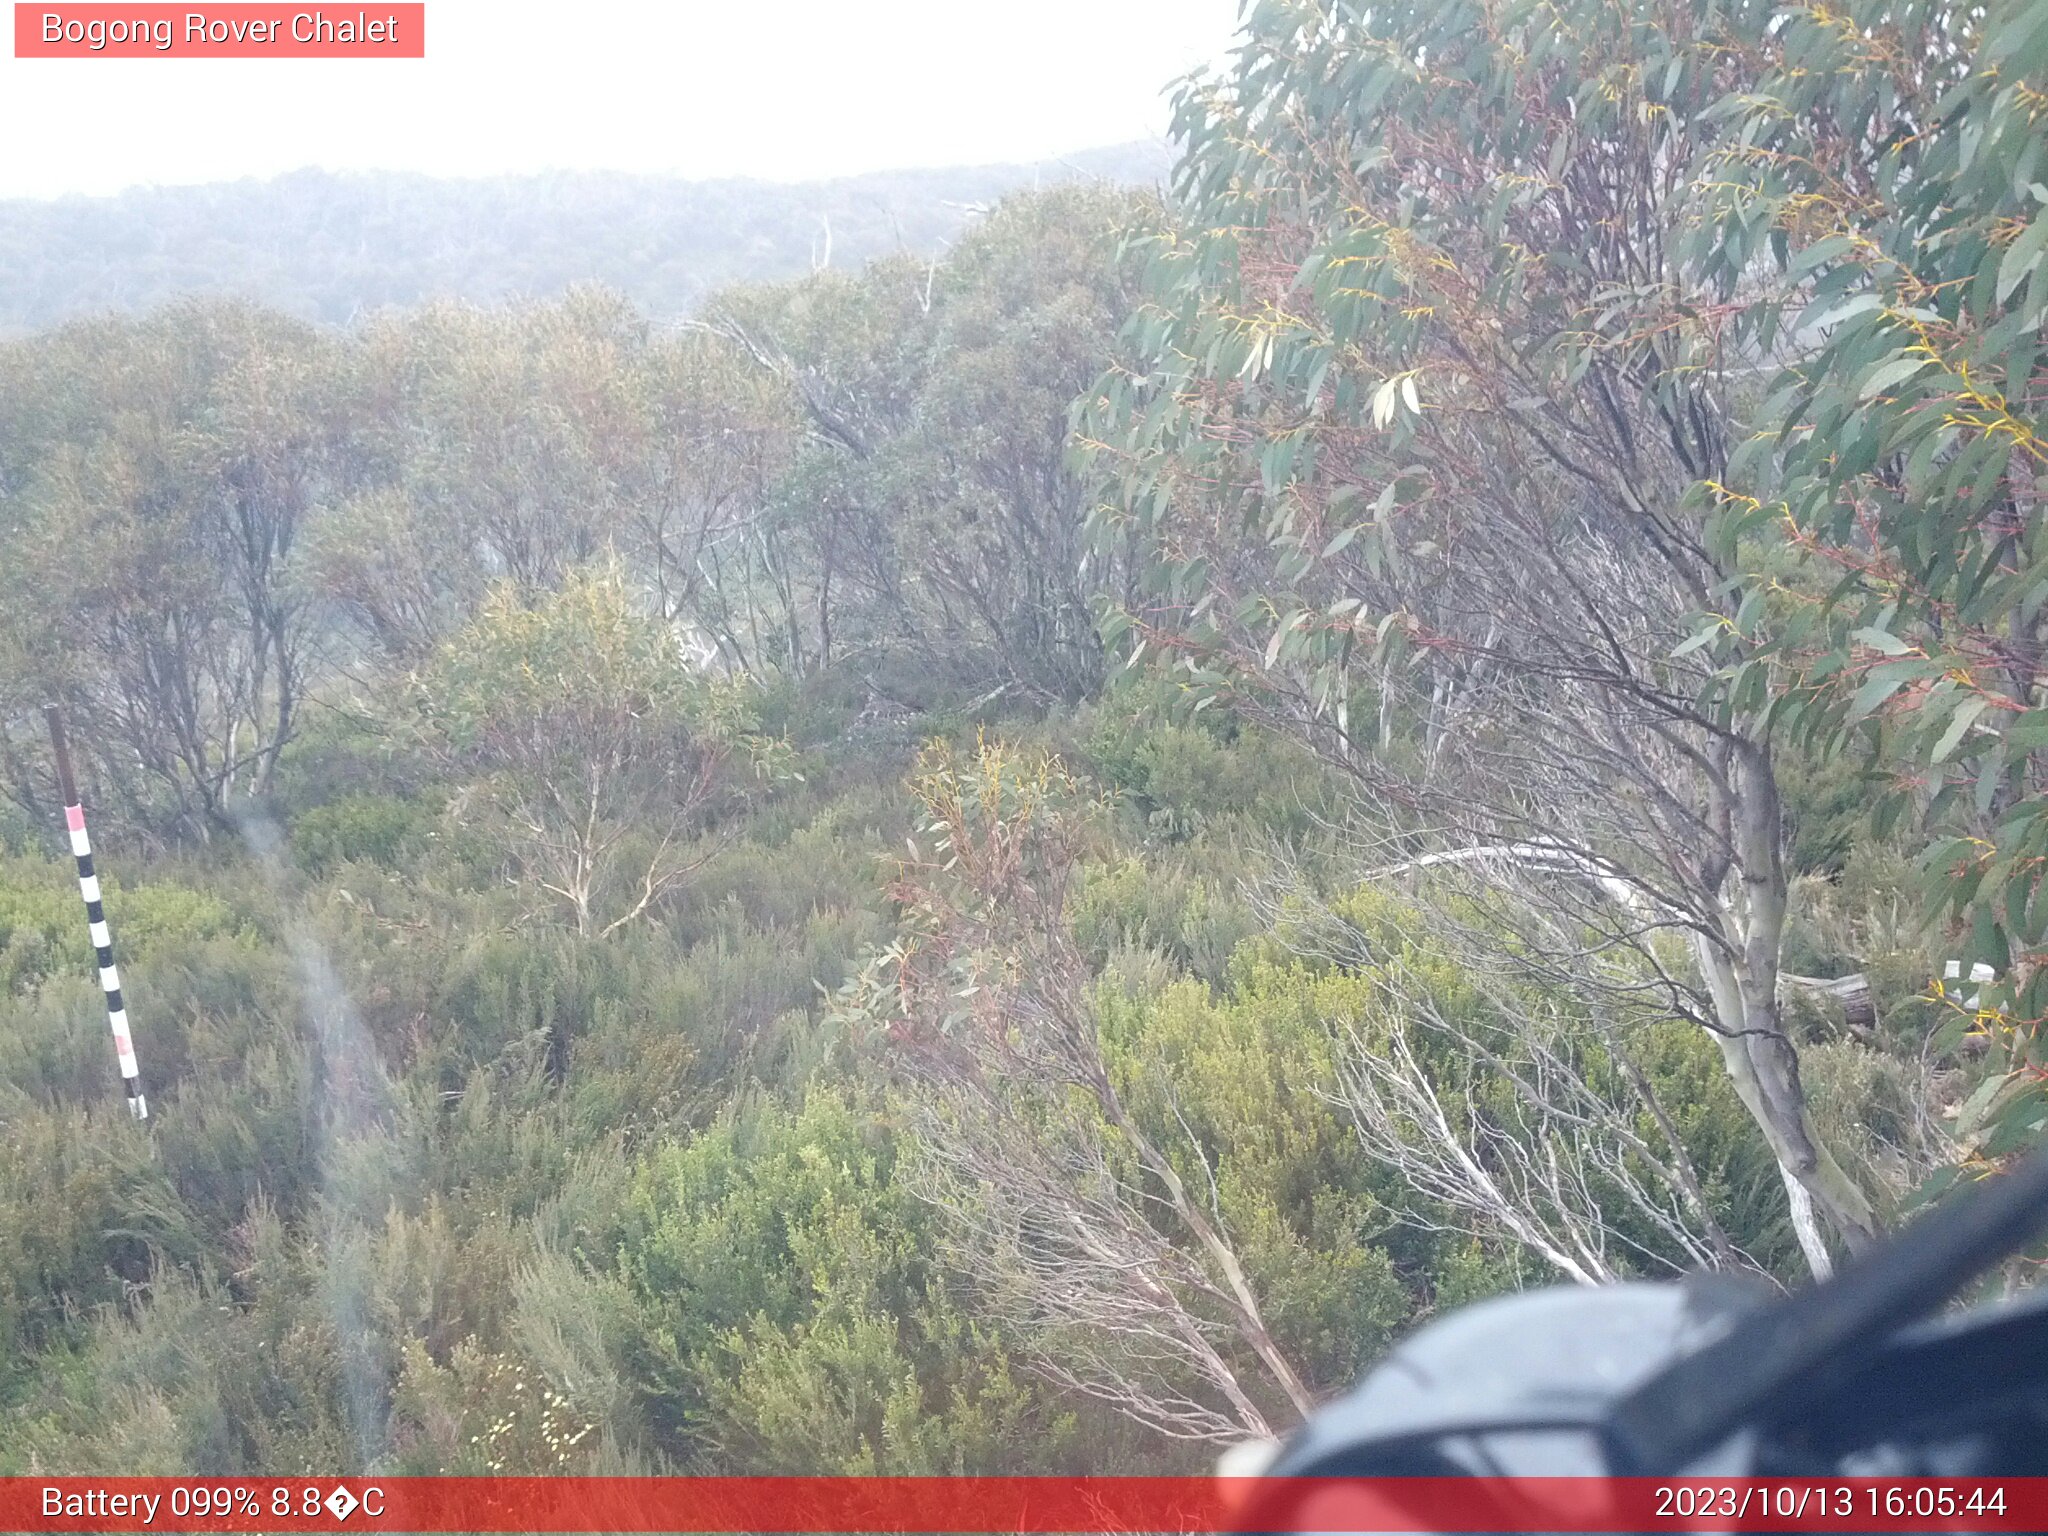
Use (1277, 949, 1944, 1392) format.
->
(1077, 0, 1879, 1273)
(1692, 0, 2048, 1167)
(411, 564, 772, 938)
(0, 300, 353, 835)
(837, 741, 1318, 1442)
(699, 186, 1144, 702)
(630, 326, 799, 673)
(691, 257, 936, 681)
(316, 289, 653, 659)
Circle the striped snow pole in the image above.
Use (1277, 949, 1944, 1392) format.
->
(45, 706, 147, 1120)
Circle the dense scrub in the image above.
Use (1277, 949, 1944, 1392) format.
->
(0, 679, 1847, 1471)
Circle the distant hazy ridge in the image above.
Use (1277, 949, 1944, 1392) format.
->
(0, 140, 1172, 335)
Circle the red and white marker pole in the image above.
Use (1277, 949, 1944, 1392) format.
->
(45, 706, 147, 1120)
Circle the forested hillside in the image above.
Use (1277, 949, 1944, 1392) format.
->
(0, 142, 1171, 337)
(2, 0, 2045, 1477)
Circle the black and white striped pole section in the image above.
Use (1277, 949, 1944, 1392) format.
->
(45, 706, 147, 1119)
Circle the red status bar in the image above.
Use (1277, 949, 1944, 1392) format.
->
(2, 1476, 2041, 1533)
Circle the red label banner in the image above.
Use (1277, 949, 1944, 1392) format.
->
(14, 4, 424, 57)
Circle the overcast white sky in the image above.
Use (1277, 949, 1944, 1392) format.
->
(0, 1, 1243, 199)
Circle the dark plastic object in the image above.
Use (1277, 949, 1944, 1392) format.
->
(1261, 1147, 2048, 1484)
